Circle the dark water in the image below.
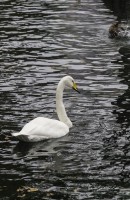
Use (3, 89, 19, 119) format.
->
(1, 0, 130, 199)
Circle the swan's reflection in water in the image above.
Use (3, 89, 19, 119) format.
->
(12, 135, 71, 173)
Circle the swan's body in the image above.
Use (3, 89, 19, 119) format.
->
(12, 117, 69, 142)
(12, 76, 79, 142)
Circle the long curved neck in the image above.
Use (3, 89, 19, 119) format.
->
(56, 80, 72, 128)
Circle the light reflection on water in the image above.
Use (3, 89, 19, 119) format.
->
(0, 0, 130, 199)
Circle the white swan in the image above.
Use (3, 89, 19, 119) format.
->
(12, 76, 79, 142)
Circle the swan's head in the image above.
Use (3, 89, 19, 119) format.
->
(63, 76, 80, 93)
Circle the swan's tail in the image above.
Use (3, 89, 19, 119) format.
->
(11, 132, 20, 137)
(11, 132, 29, 142)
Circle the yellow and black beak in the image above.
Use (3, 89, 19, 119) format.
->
(72, 82, 80, 93)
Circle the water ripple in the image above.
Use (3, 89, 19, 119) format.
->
(0, 0, 130, 199)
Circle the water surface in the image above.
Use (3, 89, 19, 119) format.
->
(0, 0, 130, 199)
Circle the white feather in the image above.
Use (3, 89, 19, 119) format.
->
(12, 117, 69, 142)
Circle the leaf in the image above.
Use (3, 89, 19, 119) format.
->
(27, 187, 38, 193)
